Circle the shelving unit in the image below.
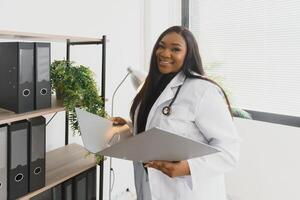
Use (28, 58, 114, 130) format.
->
(0, 30, 106, 200)
(18, 144, 96, 200)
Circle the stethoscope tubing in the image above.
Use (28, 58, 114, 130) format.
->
(162, 77, 187, 116)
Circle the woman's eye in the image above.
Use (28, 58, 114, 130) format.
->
(158, 44, 164, 49)
(172, 48, 181, 52)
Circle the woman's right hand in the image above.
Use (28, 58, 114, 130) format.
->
(110, 117, 127, 126)
(106, 117, 132, 145)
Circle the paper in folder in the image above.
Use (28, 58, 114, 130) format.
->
(76, 108, 219, 162)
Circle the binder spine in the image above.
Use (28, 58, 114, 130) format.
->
(18, 42, 35, 113)
(28, 116, 46, 192)
(52, 184, 62, 200)
(0, 42, 34, 113)
(8, 120, 29, 199)
(62, 179, 73, 200)
(0, 124, 8, 200)
(74, 172, 87, 200)
(87, 167, 97, 200)
(34, 43, 51, 109)
(0, 42, 18, 112)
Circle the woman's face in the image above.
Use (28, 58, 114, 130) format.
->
(156, 32, 187, 74)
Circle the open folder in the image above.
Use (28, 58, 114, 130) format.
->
(75, 108, 219, 162)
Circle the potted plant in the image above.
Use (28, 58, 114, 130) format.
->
(50, 60, 107, 132)
(51, 60, 107, 163)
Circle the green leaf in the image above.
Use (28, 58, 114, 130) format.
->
(50, 60, 107, 134)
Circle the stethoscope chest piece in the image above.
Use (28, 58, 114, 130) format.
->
(162, 106, 171, 116)
(161, 77, 187, 117)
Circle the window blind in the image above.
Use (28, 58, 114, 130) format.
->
(190, 0, 300, 117)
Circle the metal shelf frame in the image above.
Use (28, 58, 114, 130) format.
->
(65, 35, 106, 200)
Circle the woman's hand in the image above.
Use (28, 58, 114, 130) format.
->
(106, 117, 132, 145)
(110, 117, 127, 126)
(144, 160, 190, 178)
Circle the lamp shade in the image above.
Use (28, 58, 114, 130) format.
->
(127, 67, 146, 90)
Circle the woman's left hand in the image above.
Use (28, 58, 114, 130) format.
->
(144, 160, 190, 178)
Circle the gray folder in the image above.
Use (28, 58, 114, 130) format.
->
(0, 124, 8, 200)
(76, 108, 219, 162)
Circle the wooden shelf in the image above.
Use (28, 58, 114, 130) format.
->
(18, 143, 96, 200)
(0, 30, 102, 43)
(0, 102, 65, 124)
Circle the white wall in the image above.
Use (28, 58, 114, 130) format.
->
(227, 118, 300, 200)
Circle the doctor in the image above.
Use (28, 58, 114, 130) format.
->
(112, 26, 240, 200)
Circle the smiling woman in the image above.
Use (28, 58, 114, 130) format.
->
(111, 26, 240, 200)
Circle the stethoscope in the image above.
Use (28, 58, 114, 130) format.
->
(162, 77, 187, 116)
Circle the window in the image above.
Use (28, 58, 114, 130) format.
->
(189, 0, 300, 117)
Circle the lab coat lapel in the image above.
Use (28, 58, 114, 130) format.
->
(145, 72, 186, 130)
(133, 104, 140, 135)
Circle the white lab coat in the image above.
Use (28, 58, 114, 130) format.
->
(132, 71, 240, 200)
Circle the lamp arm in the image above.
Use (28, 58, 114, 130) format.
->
(109, 71, 131, 200)
(111, 71, 131, 117)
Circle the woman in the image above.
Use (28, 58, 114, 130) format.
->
(113, 26, 240, 200)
